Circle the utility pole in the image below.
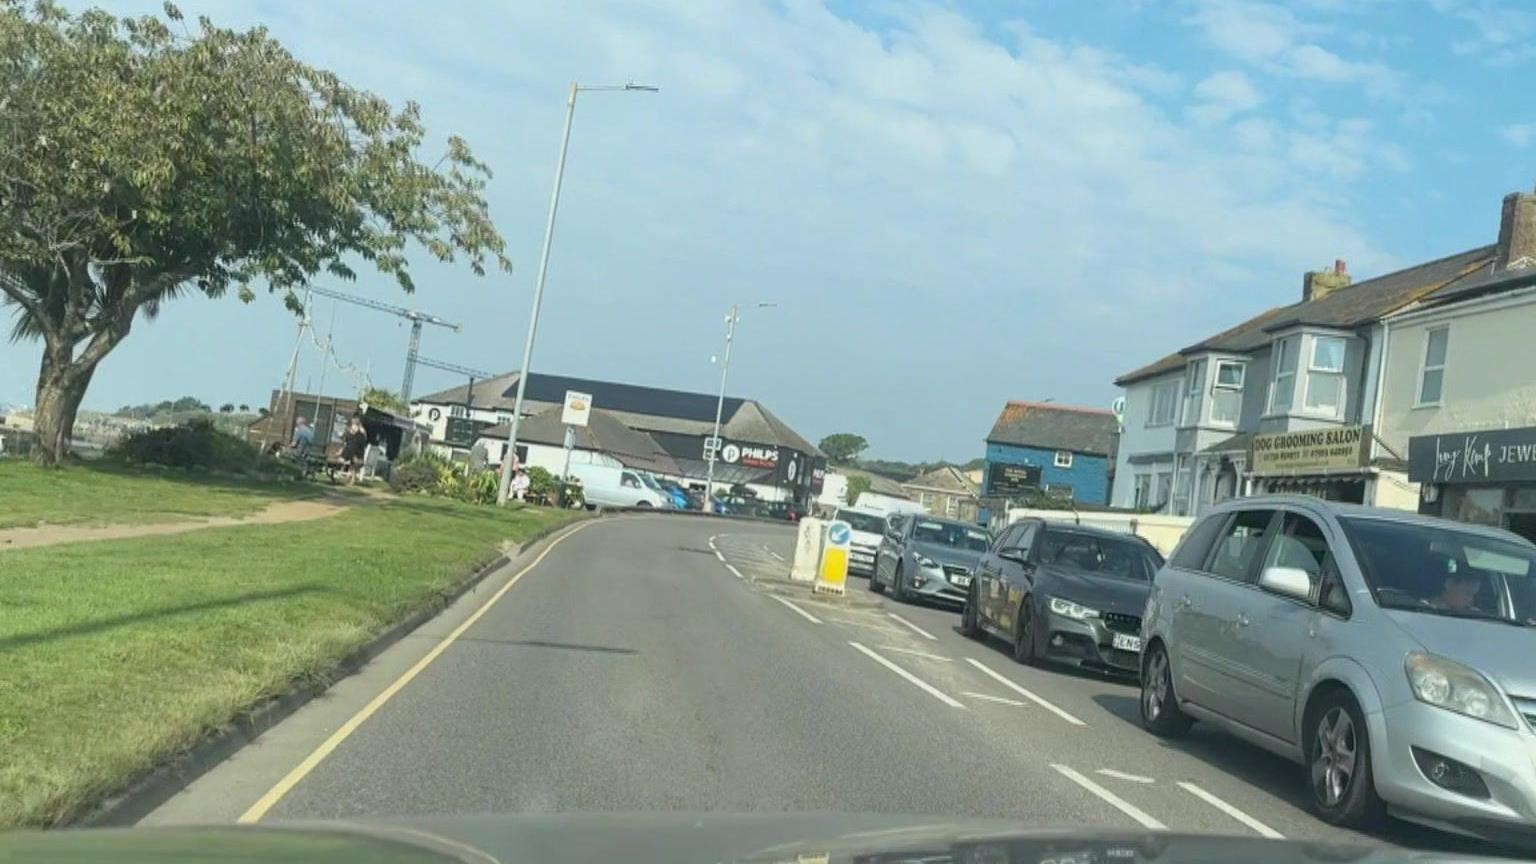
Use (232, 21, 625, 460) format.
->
(704, 305, 739, 509)
(497, 81, 658, 505)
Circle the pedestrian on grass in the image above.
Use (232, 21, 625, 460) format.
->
(341, 415, 368, 485)
(511, 467, 531, 501)
(290, 416, 314, 457)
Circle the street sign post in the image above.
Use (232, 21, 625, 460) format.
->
(815, 519, 851, 596)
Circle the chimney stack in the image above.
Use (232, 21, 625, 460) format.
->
(1303, 259, 1351, 303)
(1495, 186, 1536, 271)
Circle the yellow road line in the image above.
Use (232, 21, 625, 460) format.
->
(237, 518, 595, 823)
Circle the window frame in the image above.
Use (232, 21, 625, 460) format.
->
(620, 471, 641, 488)
(1145, 379, 1178, 428)
(1181, 359, 1206, 427)
(1269, 337, 1298, 414)
(1203, 509, 1281, 585)
(1303, 335, 1348, 416)
(1213, 359, 1246, 390)
(449, 404, 469, 419)
(1209, 359, 1246, 426)
(1133, 473, 1152, 509)
(1054, 450, 1074, 469)
(1169, 512, 1230, 571)
(1416, 326, 1450, 408)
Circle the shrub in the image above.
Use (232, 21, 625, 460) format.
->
(107, 419, 269, 473)
(465, 469, 500, 504)
(389, 457, 444, 494)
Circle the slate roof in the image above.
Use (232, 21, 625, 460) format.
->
(837, 466, 910, 499)
(902, 465, 980, 496)
(416, 371, 820, 456)
(1115, 245, 1499, 385)
(986, 401, 1117, 456)
(477, 407, 680, 475)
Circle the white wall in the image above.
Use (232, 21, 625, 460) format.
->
(411, 401, 514, 443)
(1378, 289, 1536, 456)
(1112, 371, 1181, 508)
(1005, 507, 1194, 556)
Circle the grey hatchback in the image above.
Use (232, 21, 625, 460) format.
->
(1140, 495, 1536, 844)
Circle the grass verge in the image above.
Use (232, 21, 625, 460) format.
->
(0, 495, 580, 828)
(0, 461, 325, 530)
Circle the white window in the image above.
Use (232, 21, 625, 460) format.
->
(1054, 450, 1074, 469)
(1210, 360, 1246, 425)
(1133, 474, 1152, 509)
(1154, 472, 1172, 509)
(1269, 337, 1298, 413)
(1173, 467, 1193, 515)
(497, 412, 514, 424)
(1146, 380, 1178, 427)
(919, 491, 934, 507)
(945, 496, 958, 517)
(449, 404, 468, 419)
(1181, 359, 1206, 426)
(1418, 327, 1449, 407)
(1304, 336, 1346, 414)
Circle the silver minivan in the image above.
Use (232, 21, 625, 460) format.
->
(1140, 495, 1536, 844)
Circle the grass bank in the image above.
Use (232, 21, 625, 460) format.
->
(0, 495, 581, 828)
(0, 461, 322, 530)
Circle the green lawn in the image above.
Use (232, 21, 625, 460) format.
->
(0, 461, 323, 530)
(0, 496, 581, 828)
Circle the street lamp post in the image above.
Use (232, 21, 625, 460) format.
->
(703, 302, 774, 512)
(498, 81, 658, 505)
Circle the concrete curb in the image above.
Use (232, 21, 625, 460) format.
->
(70, 513, 592, 829)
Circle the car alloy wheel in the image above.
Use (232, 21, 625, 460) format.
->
(960, 582, 979, 637)
(1012, 600, 1036, 665)
(1312, 707, 1357, 808)
(1139, 644, 1191, 737)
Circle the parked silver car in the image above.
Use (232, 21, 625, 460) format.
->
(871, 515, 990, 605)
(1140, 496, 1536, 844)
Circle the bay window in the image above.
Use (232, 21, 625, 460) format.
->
(1269, 337, 1298, 413)
(1210, 359, 1245, 425)
(1304, 336, 1346, 414)
(1417, 327, 1449, 407)
(1181, 359, 1206, 426)
(1146, 379, 1178, 427)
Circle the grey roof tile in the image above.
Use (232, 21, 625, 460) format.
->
(986, 401, 1117, 456)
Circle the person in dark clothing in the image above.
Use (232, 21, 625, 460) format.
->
(340, 415, 368, 485)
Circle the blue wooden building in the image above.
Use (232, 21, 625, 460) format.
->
(983, 401, 1118, 505)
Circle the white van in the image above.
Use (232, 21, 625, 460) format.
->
(567, 463, 672, 509)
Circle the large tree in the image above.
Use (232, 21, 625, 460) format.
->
(817, 433, 869, 464)
(1, 2, 509, 464)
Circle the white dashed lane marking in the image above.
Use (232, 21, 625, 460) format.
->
(886, 612, 938, 641)
(1178, 781, 1285, 839)
(963, 658, 1086, 726)
(1052, 764, 1167, 831)
(1096, 768, 1155, 784)
(962, 691, 1028, 707)
(849, 641, 965, 708)
(878, 645, 952, 662)
(771, 595, 822, 624)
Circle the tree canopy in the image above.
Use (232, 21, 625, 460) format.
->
(817, 433, 869, 464)
(1, 1, 509, 463)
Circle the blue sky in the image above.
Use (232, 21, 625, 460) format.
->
(3, 0, 1533, 460)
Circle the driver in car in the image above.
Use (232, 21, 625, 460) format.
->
(1429, 567, 1482, 612)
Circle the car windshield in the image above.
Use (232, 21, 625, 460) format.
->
(836, 510, 888, 535)
(911, 520, 990, 551)
(1339, 517, 1536, 625)
(637, 474, 662, 490)
(1036, 531, 1163, 582)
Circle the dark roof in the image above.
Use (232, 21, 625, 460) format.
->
(1260, 245, 1495, 332)
(1422, 259, 1536, 307)
(415, 371, 819, 456)
(986, 401, 1117, 456)
(1115, 245, 1498, 385)
(478, 407, 680, 475)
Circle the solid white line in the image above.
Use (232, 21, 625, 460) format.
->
(1096, 768, 1155, 784)
(1178, 781, 1284, 839)
(771, 594, 821, 623)
(849, 641, 965, 708)
(714, 550, 726, 563)
(708, 535, 718, 548)
(962, 691, 1028, 707)
(886, 612, 937, 641)
(879, 645, 953, 662)
(726, 564, 746, 581)
(963, 658, 1086, 726)
(1052, 764, 1167, 831)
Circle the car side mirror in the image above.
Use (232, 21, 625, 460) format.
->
(998, 548, 1029, 566)
(1258, 566, 1313, 601)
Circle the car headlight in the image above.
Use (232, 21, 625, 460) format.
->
(916, 556, 941, 569)
(1405, 652, 1518, 729)
(1049, 596, 1099, 620)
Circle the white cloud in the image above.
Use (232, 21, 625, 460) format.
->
(1185, 0, 1403, 98)
(1189, 70, 1261, 125)
(1436, 0, 1536, 65)
(22, 0, 1402, 458)
(1503, 123, 1536, 147)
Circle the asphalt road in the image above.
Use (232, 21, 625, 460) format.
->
(142, 514, 1517, 857)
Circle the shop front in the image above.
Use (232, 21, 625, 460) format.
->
(1409, 425, 1536, 543)
(1248, 424, 1371, 504)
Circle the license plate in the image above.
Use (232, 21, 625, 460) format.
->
(950, 574, 972, 587)
(1112, 633, 1142, 653)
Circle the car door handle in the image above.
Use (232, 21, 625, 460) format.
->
(1234, 613, 1251, 629)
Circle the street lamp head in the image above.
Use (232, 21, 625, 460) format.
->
(624, 83, 660, 92)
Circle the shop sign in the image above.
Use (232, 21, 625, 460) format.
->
(987, 462, 1042, 496)
(1250, 425, 1368, 475)
(720, 441, 779, 470)
(1409, 425, 1536, 484)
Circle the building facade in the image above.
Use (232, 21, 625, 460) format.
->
(900, 466, 981, 521)
(1112, 185, 1536, 520)
(983, 401, 1116, 505)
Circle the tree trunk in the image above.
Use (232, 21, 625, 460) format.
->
(30, 340, 97, 466)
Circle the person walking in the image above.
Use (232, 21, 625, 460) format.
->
(290, 416, 316, 478)
(340, 415, 368, 485)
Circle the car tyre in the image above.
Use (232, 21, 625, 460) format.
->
(891, 563, 908, 602)
(1012, 598, 1038, 665)
(1140, 642, 1192, 738)
(636, 500, 653, 508)
(960, 582, 981, 638)
(1306, 689, 1385, 829)
(869, 567, 886, 594)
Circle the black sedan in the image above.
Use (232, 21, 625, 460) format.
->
(961, 519, 1163, 676)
